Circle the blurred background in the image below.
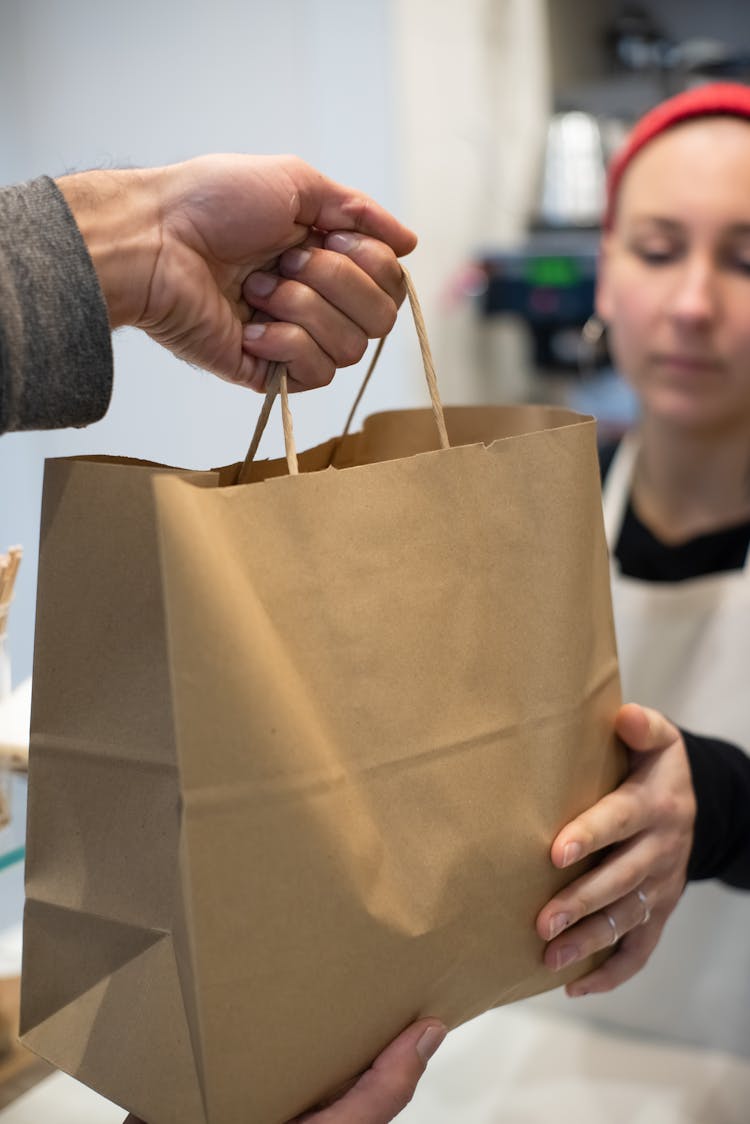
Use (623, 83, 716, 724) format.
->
(1, 0, 750, 989)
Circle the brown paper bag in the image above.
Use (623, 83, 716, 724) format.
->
(21, 287, 623, 1123)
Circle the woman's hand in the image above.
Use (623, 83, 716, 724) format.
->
(536, 703, 697, 995)
(290, 1018, 445, 1122)
(123, 1017, 445, 1124)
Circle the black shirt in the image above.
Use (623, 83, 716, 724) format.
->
(601, 440, 750, 889)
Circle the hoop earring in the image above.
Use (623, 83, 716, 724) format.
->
(578, 314, 607, 379)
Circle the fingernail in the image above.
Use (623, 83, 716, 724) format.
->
(552, 945, 579, 971)
(562, 842, 583, 867)
(568, 984, 589, 998)
(283, 248, 311, 273)
(326, 232, 360, 254)
(416, 1024, 447, 1063)
(244, 323, 266, 340)
(548, 913, 571, 940)
(245, 272, 278, 297)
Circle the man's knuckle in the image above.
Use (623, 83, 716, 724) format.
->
(339, 331, 367, 367)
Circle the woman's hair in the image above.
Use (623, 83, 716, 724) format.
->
(604, 82, 750, 229)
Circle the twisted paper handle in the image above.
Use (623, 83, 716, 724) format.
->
(239, 266, 448, 483)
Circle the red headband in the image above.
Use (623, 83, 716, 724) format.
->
(604, 82, 750, 229)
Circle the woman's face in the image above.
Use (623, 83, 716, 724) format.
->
(597, 117, 750, 435)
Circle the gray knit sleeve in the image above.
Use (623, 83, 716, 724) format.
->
(0, 175, 113, 434)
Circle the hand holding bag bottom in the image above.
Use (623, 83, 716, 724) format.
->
(21, 284, 624, 1123)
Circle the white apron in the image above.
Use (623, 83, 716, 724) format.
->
(551, 434, 750, 1057)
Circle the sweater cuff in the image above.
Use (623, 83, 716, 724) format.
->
(0, 175, 113, 433)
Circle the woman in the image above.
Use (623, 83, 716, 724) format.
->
(400, 83, 750, 1123)
(536, 82, 750, 1061)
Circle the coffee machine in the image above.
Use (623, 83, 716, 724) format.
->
(477, 108, 615, 376)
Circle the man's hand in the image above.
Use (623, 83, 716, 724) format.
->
(123, 1017, 445, 1124)
(57, 155, 417, 392)
(536, 703, 696, 995)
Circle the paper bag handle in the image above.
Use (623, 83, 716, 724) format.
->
(238, 266, 449, 483)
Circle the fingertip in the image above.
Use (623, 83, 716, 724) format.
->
(415, 1022, 447, 1064)
(548, 839, 565, 870)
(359, 204, 417, 256)
(565, 967, 603, 998)
(615, 702, 678, 753)
(324, 231, 361, 255)
(550, 832, 585, 869)
(565, 980, 590, 998)
(617, 701, 644, 724)
(614, 701, 651, 747)
(397, 228, 418, 256)
(342, 195, 417, 254)
(561, 840, 584, 868)
(235, 350, 271, 392)
(534, 901, 551, 939)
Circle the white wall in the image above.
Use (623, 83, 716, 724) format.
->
(393, 0, 550, 405)
(0, 0, 425, 683)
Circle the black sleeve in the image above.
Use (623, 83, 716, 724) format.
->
(683, 729, 750, 890)
(0, 175, 113, 434)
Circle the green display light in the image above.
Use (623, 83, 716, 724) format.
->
(524, 256, 581, 287)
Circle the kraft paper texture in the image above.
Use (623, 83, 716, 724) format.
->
(22, 404, 623, 1123)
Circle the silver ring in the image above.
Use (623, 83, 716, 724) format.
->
(637, 889, 651, 925)
(605, 912, 619, 945)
